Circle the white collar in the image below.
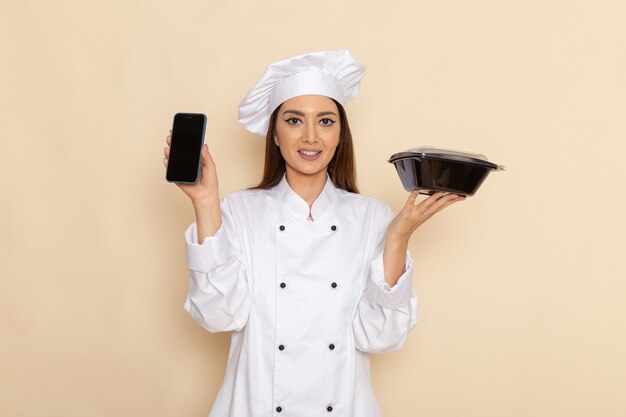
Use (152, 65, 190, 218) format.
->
(274, 173, 339, 222)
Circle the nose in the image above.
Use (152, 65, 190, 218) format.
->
(301, 120, 319, 144)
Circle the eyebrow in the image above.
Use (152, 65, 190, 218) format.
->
(282, 110, 338, 117)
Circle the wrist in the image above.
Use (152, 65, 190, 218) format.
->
(385, 231, 410, 251)
(386, 226, 411, 245)
(193, 198, 221, 220)
(192, 196, 220, 211)
(193, 200, 222, 239)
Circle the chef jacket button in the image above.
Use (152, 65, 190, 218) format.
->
(278, 344, 285, 351)
(331, 225, 337, 231)
(276, 406, 283, 412)
(331, 282, 337, 288)
(329, 343, 335, 350)
(280, 282, 286, 289)
(279, 225, 285, 231)
(327, 405, 333, 412)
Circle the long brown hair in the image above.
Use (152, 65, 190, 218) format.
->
(250, 98, 359, 193)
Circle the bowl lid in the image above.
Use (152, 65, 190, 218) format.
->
(388, 146, 503, 170)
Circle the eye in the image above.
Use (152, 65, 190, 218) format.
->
(285, 118, 301, 125)
(319, 118, 336, 126)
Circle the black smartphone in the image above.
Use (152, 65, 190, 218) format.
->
(166, 113, 207, 184)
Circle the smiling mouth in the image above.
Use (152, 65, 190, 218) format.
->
(299, 150, 322, 156)
(298, 149, 322, 161)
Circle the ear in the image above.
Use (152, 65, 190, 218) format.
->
(274, 133, 279, 147)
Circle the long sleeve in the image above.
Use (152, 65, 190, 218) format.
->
(183, 197, 252, 333)
(352, 205, 419, 354)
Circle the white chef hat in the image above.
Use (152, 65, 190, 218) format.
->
(237, 49, 366, 136)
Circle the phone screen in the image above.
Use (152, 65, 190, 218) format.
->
(166, 113, 206, 183)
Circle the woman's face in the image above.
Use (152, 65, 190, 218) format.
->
(274, 94, 341, 182)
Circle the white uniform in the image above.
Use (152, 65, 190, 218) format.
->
(184, 174, 418, 417)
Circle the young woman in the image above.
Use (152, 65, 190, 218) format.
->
(163, 49, 464, 417)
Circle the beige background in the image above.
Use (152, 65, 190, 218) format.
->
(1, 0, 625, 416)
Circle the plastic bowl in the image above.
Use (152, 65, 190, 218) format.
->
(388, 147, 504, 196)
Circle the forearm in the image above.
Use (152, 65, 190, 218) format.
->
(381, 189, 464, 286)
(382, 232, 410, 287)
(193, 199, 222, 242)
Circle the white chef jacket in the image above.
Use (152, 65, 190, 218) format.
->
(184, 174, 418, 417)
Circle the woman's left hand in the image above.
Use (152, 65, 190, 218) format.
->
(382, 190, 464, 286)
(387, 190, 465, 243)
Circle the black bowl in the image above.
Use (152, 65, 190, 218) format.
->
(388, 147, 503, 196)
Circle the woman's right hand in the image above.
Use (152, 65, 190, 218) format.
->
(163, 130, 220, 207)
(164, 130, 222, 240)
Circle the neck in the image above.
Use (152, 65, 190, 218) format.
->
(285, 169, 328, 208)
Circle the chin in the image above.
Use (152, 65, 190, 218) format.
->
(288, 164, 328, 177)
(298, 169, 326, 177)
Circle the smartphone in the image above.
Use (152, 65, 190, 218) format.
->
(166, 113, 207, 184)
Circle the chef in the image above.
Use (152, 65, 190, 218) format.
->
(163, 49, 464, 417)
